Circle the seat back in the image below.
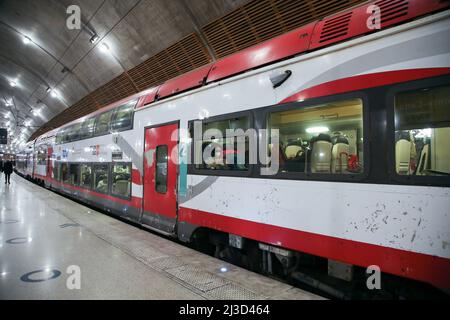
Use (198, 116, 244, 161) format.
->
(285, 145, 302, 159)
(311, 134, 332, 173)
(114, 180, 131, 196)
(396, 139, 411, 175)
(416, 144, 430, 175)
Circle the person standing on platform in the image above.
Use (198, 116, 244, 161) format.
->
(0, 159, 3, 182)
(3, 160, 13, 184)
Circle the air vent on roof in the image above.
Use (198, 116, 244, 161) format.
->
(375, 0, 409, 25)
(319, 11, 353, 43)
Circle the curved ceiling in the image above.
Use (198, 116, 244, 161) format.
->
(0, 0, 249, 152)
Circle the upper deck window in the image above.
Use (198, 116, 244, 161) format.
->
(111, 101, 135, 132)
(94, 109, 114, 136)
(80, 117, 96, 139)
(394, 84, 450, 176)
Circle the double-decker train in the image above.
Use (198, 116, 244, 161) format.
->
(16, 0, 450, 298)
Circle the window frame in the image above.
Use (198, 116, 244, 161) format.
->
(154, 145, 169, 194)
(110, 162, 133, 200)
(92, 162, 111, 195)
(188, 110, 255, 177)
(386, 74, 450, 187)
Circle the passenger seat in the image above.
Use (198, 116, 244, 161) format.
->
(395, 131, 411, 175)
(331, 134, 349, 173)
(310, 133, 332, 173)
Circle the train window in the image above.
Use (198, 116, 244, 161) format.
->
(111, 163, 131, 198)
(93, 164, 110, 194)
(69, 164, 80, 185)
(80, 164, 92, 189)
(267, 98, 364, 174)
(193, 116, 250, 171)
(394, 84, 450, 176)
(79, 117, 96, 139)
(111, 101, 135, 132)
(155, 145, 168, 193)
(67, 122, 82, 142)
(94, 110, 114, 136)
(37, 149, 47, 165)
(61, 163, 69, 184)
(55, 130, 63, 144)
(53, 163, 60, 181)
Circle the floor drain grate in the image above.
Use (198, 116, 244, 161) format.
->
(206, 283, 266, 300)
(167, 265, 230, 292)
(148, 256, 186, 271)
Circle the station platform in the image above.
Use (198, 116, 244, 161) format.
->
(0, 174, 323, 300)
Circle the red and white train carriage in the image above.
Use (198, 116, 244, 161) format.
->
(16, 0, 450, 297)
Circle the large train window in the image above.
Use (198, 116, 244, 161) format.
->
(155, 145, 168, 193)
(268, 98, 364, 174)
(80, 164, 92, 189)
(93, 164, 109, 194)
(61, 163, 69, 184)
(111, 163, 131, 198)
(94, 110, 114, 136)
(37, 149, 47, 165)
(111, 101, 135, 132)
(394, 84, 450, 176)
(69, 164, 80, 186)
(80, 117, 96, 139)
(192, 116, 251, 171)
(67, 123, 82, 142)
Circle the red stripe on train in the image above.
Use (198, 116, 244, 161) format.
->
(36, 175, 142, 209)
(280, 68, 450, 103)
(179, 207, 450, 289)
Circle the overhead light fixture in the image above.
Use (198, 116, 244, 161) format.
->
(22, 36, 31, 45)
(306, 126, 330, 134)
(99, 42, 110, 53)
(46, 87, 51, 93)
(50, 89, 58, 98)
(9, 81, 16, 87)
(90, 34, 99, 44)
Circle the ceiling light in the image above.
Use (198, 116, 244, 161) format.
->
(46, 87, 51, 93)
(9, 81, 16, 87)
(99, 42, 110, 53)
(306, 126, 330, 134)
(50, 90, 58, 98)
(22, 36, 31, 45)
(90, 34, 99, 44)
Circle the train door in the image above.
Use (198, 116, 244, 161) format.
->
(141, 122, 179, 235)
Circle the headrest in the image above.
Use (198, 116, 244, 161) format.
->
(287, 139, 303, 147)
(395, 131, 410, 142)
(311, 133, 332, 144)
(331, 134, 349, 145)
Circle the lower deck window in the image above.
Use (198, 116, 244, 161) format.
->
(69, 164, 80, 185)
(93, 164, 109, 193)
(268, 98, 364, 174)
(80, 164, 92, 189)
(394, 84, 450, 176)
(111, 163, 131, 198)
(61, 163, 69, 183)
